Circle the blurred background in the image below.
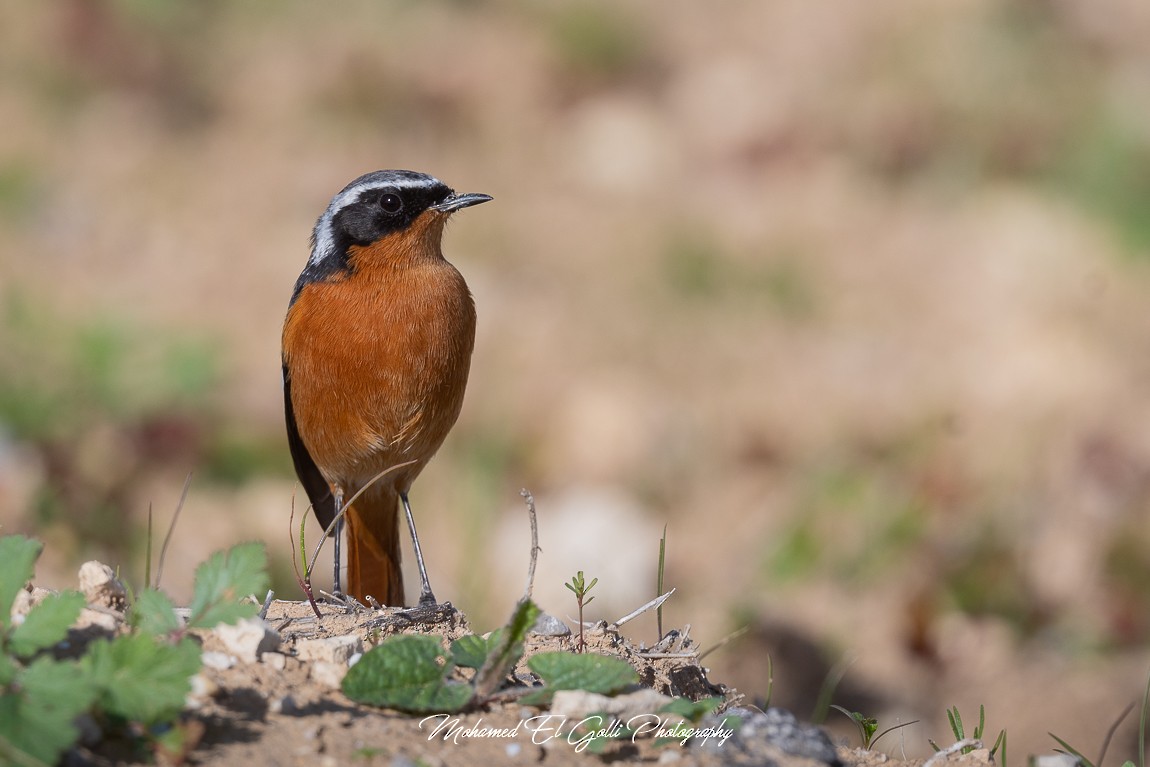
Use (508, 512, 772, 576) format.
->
(2, 0, 1150, 759)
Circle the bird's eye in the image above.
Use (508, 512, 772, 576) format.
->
(379, 193, 403, 214)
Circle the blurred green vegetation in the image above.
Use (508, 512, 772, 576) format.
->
(200, 430, 294, 487)
(940, 523, 1045, 636)
(760, 429, 1055, 642)
(1053, 121, 1150, 255)
(0, 288, 293, 567)
(28, 0, 225, 127)
(764, 455, 929, 588)
(0, 290, 217, 441)
(0, 162, 42, 223)
(660, 232, 817, 320)
(546, 3, 651, 88)
(1103, 522, 1150, 647)
(846, 1, 1150, 257)
(437, 423, 528, 627)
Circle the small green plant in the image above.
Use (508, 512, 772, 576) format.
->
(830, 705, 919, 750)
(341, 598, 639, 713)
(519, 650, 639, 707)
(929, 704, 1006, 766)
(132, 541, 270, 636)
(0, 533, 268, 765)
(657, 526, 667, 640)
(565, 570, 598, 653)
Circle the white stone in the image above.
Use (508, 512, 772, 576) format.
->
(78, 561, 127, 608)
(76, 607, 119, 632)
(186, 673, 219, 709)
(214, 617, 281, 663)
(550, 688, 672, 721)
(201, 651, 236, 670)
(310, 660, 347, 688)
(11, 587, 51, 618)
(296, 634, 362, 665)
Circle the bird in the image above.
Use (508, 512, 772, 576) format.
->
(282, 169, 491, 607)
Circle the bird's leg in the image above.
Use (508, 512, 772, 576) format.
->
(401, 491, 437, 606)
(332, 489, 344, 596)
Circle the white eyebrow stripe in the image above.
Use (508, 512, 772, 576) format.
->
(309, 174, 444, 266)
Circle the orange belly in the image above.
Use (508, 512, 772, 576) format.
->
(283, 256, 476, 495)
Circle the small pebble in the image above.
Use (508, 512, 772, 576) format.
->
(530, 612, 571, 637)
(76, 607, 119, 632)
(297, 634, 363, 664)
(215, 617, 281, 663)
(311, 661, 347, 688)
(550, 688, 673, 720)
(694, 707, 838, 766)
(1032, 755, 1082, 767)
(269, 695, 299, 715)
(11, 587, 51, 618)
(78, 561, 127, 610)
(201, 651, 236, 670)
(185, 673, 219, 709)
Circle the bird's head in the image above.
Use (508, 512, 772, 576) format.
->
(306, 169, 491, 279)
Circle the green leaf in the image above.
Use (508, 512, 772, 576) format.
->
(659, 695, 723, 723)
(0, 536, 41, 627)
(187, 543, 268, 628)
(0, 692, 75, 767)
(528, 652, 638, 697)
(0, 653, 15, 686)
(450, 633, 497, 670)
(473, 599, 540, 697)
(21, 656, 97, 717)
(9, 591, 85, 658)
(948, 706, 963, 740)
(131, 588, 181, 635)
(342, 634, 472, 713)
(84, 634, 201, 724)
(1050, 733, 1092, 767)
(0, 657, 96, 766)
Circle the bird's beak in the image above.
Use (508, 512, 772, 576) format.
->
(432, 193, 493, 213)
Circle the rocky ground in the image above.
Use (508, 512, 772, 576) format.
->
(22, 564, 1018, 767)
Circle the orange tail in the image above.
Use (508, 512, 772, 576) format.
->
(344, 486, 405, 606)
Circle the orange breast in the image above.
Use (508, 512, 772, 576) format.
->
(282, 235, 476, 493)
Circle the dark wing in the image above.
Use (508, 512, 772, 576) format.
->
(284, 364, 336, 532)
